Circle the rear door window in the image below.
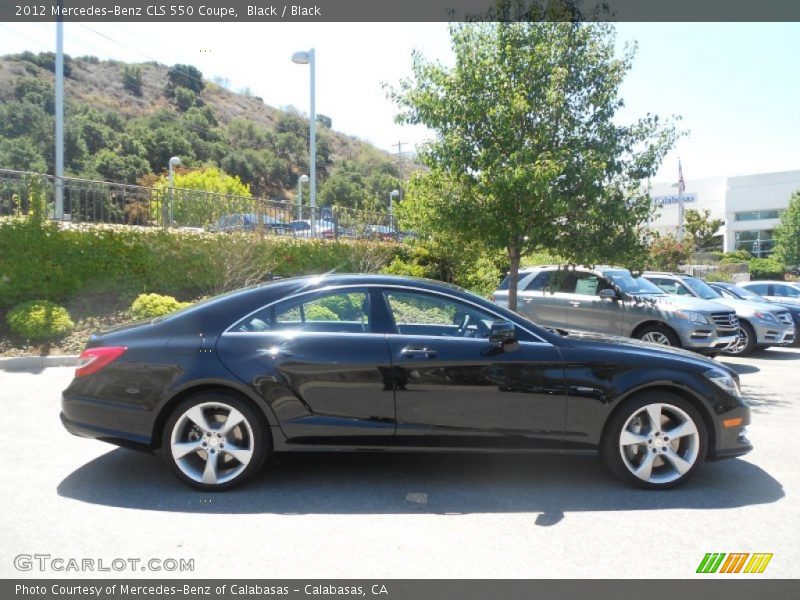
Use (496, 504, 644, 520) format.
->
(233, 289, 371, 334)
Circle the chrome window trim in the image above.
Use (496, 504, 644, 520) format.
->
(222, 283, 550, 344)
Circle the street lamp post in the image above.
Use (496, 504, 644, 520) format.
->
(389, 189, 400, 231)
(297, 174, 309, 220)
(292, 48, 316, 234)
(167, 156, 181, 227)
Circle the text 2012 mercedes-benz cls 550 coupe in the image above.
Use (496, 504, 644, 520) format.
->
(62, 274, 752, 491)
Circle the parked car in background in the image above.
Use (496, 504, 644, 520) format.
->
(642, 272, 795, 355)
(62, 274, 751, 491)
(492, 266, 738, 354)
(284, 219, 337, 238)
(362, 224, 398, 241)
(739, 280, 800, 305)
(209, 213, 287, 234)
(713, 281, 800, 346)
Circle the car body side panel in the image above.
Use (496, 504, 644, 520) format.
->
(387, 336, 567, 449)
(216, 332, 396, 442)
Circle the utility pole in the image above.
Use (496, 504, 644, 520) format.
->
(391, 141, 407, 180)
(54, 0, 64, 219)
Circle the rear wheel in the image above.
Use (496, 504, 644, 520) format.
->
(162, 393, 268, 491)
(602, 392, 707, 490)
(723, 321, 756, 356)
(634, 324, 680, 347)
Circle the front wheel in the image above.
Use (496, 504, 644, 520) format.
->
(602, 392, 707, 490)
(162, 393, 268, 491)
(722, 321, 756, 356)
(634, 324, 680, 347)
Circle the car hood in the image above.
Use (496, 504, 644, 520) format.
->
(704, 296, 784, 316)
(556, 329, 724, 369)
(766, 297, 800, 309)
(629, 293, 731, 313)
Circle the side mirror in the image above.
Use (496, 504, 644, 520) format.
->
(489, 320, 519, 351)
(599, 288, 618, 300)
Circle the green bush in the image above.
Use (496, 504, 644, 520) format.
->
(6, 300, 74, 341)
(748, 258, 786, 280)
(304, 304, 339, 321)
(719, 249, 754, 264)
(130, 293, 191, 320)
(704, 271, 733, 283)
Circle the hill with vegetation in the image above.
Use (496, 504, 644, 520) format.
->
(0, 52, 405, 212)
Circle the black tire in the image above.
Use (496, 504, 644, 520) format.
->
(633, 324, 681, 347)
(601, 391, 707, 490)
(723, 321, 756, 356)
(162, 392, 268, 491)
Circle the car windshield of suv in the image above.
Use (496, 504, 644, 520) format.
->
(603, 271, 665, 295)
(682, 277, 722, 300)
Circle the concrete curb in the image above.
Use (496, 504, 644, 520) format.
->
(0, 355, 79, 371)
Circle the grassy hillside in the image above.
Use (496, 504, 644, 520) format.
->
(0, 52, 405, 210)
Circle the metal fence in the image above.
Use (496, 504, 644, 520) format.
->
(0, 168, 400, 241)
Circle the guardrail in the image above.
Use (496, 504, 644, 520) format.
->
(0, 168, 401, 240)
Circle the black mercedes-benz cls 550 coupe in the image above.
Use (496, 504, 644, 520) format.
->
(62, 274, 752, 491)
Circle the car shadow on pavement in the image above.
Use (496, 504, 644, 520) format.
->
(57, 450, 784, 524)
(749, 348, 800, 360)
(718, 361, 760, 374)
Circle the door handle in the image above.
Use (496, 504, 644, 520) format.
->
(400, 346, 438, 359)
(569, 301, 581, 307)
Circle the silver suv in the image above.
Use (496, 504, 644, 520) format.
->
(643, 272, 795, 355)
(491, 266, 739, 354)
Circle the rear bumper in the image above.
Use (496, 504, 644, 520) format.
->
(61, 412, 152, 452)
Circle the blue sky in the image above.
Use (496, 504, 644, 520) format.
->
(0, 21, 797, 183)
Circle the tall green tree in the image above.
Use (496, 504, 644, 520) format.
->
(683, 208, 724, 252)
(774, 190, 800, 267)
(390, 22, 680, 310)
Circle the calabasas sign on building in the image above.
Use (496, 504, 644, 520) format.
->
(653, 193, 697, 206)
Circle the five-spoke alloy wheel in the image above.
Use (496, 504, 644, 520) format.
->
(163, 393, 267, 490)
(635, 325, 680, 348)
(602, 392, 707, 489)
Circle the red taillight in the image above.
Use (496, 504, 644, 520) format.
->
(75, 346, 127, 378)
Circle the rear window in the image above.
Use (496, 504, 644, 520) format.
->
(497, 274, 511, 290)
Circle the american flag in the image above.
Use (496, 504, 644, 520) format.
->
(678, 159, 686, 194)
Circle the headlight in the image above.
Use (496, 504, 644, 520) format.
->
(675, 310, 709, 325)
(753, 311, 777, 323)
(704, 369, 741, 398)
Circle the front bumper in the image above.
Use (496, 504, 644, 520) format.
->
(752, 319, 795, 346)
(708, 405, 752, 460)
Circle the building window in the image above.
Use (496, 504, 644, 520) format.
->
(734, 209, 785, 221)
(734, 230, 775, 257)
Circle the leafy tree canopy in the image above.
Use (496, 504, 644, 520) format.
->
(683, 208, 724, 252)
(774, 189, 800, 267)
(390, 22, 680, 309)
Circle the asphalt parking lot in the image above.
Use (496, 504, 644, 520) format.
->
(1, 348, 798, 579)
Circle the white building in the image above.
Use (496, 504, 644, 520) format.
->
(649, 169, 800, 257)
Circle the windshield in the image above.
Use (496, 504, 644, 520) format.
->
(730, 285, 763, 300)
(603, 271, 666, 295)
(682, 277, 722, 300)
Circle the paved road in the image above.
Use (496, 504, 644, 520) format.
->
(1, 349, 798, 579)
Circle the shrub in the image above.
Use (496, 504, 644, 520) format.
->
(719, 249, 753, 264)
(704, 271, 733, 283)
(748, 258, 786, 280)
(122, 65, 143, 97)
(6, 300, 74, 341)
(305, 304, 339, 321)
(130, 293, 191, 320)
